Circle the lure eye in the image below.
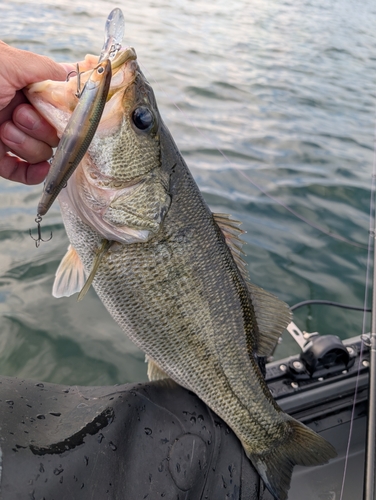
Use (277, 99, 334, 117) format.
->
(132, 107, 153, 130)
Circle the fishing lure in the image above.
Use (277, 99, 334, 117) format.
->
(31, 8, 125, 246)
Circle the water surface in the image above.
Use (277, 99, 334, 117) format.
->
(0, 0, 375, 385)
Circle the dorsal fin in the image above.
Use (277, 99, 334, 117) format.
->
(246, 283, 292, 356)
(213, 212, 291, 356)
(213, 213, 248, 278)
(52, 245, 86, 298)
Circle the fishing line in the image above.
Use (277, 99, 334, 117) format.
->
(339, 116, 376, 500)
(290, 299, 371, 313)
(139, 64, 367, 250)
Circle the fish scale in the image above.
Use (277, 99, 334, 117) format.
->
(26, 49, 337, 500)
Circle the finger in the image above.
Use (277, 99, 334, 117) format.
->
(0, 121, 53, 164)
(0, 138, 9, 160)
(13, 104, 59, 147)
(0, 42, 68, 89)
(0, 91, 27, 124)
(0, 154, 49, 185)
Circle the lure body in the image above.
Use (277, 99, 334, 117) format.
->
(37, 59, 112, 217)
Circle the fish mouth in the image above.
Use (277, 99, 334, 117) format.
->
(24, 47, 139, 136)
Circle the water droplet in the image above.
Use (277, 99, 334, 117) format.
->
(35, 383, 44, 388)
(109, 442, 117, 451)
(197, 415, 204, 423)
(81, 483, 85, 489)
(6, 400, 14, 405)
(39, 463, 44, 473)
(190, 416, 196, 424)
(97, 433, 104, 443)
(144, 427, 152, 435)
(36, 414, 46, 420)
(176, 463, 181, 473)
(158, 463, 164, 472)
(53, 467, 64, 475)
(49, 412, 61, 417)
(84, 456, 89, 466)
(59, 476, 63, 484)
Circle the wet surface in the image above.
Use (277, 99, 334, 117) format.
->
(0, 376, 269, 499)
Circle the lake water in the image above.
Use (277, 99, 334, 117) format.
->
(0, 0, 375, 385)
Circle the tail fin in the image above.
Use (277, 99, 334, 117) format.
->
(246, 417, 337, 500)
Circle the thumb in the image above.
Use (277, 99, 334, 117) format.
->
(1, 41, 68, 89)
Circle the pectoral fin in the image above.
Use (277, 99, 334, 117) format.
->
(52, 245, 86, 298)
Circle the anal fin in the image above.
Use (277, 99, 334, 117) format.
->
(146, 355, 171, 381)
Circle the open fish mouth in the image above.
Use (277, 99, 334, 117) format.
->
(25, 45, 168, 246)
(25, 47, 139, 137)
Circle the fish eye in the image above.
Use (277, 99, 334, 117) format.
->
(132, 107, 153, 130)
(97, 66, 104, 74)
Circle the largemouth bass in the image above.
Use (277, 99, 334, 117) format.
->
(25, 47, 336, 500)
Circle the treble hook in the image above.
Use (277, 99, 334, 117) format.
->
(66, 64, 83, 98)
(29, 214, 53, 248)
(74, 63, 83, 98)
(65, 69, 78, 82)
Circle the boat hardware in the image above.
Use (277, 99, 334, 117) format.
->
(285, 321, 354, 377)
(364, 206, 376, 499)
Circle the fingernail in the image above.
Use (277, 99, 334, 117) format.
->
(15, 106, 41, 131)
(2, 122, 25, 145)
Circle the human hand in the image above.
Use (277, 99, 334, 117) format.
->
(0, 41, 74, 185)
